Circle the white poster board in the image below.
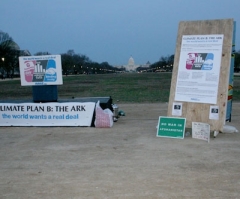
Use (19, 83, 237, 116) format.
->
(175, 35, 224, 104)
(19, 55, 63, 86)
(0, 102, 95, 126)
(192, 122, 210, 142)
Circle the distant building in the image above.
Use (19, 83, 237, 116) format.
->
(123, 56, 140, 72)
(20, 49, 31, 56)
(115, 56, 150, 72)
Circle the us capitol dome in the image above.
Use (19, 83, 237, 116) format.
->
(115, 56, 150, 72)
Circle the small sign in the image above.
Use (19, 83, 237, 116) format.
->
(192, 122, 210, 142)
(156, 116, 186, 139)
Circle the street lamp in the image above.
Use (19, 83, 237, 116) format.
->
(1, 57, 5, 79)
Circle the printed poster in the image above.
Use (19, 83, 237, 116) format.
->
(175, 35, 224, 104)
(19, 55, 63, 86)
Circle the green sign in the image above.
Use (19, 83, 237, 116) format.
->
(156, 116, 186, 139)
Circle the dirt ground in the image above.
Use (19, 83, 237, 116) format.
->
(0, 102, 240, 199)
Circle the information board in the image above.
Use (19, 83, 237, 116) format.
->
(19, 55, 63, 86)
(156, 116, 186, 139)
(167, 19, 234, 131)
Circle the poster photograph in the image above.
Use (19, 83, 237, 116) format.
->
(19, 55, 63, 86)
(175, 35, 224, 104)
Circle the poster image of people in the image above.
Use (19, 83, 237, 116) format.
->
(174, 105, 181, 110)
(211, 108, 218, 113)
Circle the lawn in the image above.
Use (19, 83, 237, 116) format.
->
(0, 72, 240, 103)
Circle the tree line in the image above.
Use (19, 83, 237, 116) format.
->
(0, 31, 20, 78)
(1, 30, 240, 78)
(0, 31, 122, 78)
(35, 50, 120, 75)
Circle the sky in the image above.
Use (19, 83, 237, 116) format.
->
(0, 0, 240, 66)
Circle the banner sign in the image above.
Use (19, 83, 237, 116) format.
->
(19, 55, 63, 86)
(0, 102, 95, 126)
(156, 116, 186, 139)
(175, 35, 224, 104)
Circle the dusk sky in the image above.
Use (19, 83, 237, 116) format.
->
(1, 0, 240, 66)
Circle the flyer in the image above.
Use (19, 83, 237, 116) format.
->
(172, 102, 183, 116)
(209, 105, 219, 120)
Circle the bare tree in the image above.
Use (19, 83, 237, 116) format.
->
(0, 31, 20, 77)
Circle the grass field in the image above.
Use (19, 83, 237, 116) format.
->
(0, 72, 240, 103)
